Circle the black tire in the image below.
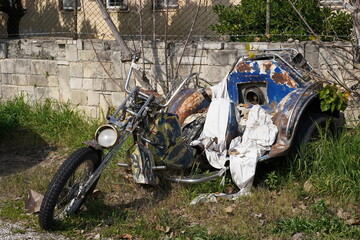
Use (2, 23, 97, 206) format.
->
(293, 113, 334, 156)
(39, 147, 101, 230)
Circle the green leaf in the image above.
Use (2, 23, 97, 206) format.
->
(247, 51, 256, 58)
(320, 101, 330, 112)
(330, 103, 336, 113)
(245, 43, 251, 51)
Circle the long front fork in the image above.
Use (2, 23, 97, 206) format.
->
(60, 131, 132, 216)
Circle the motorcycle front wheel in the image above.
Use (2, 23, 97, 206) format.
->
(39, 147, 101, 230)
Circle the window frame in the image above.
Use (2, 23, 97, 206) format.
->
(60, 0, 81, 11)
(106, 0, 128, 11)
(155, 0, 179, 10)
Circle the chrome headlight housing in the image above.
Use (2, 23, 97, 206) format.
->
(95, 124, 118, 148)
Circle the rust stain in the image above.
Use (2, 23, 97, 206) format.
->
(175, 92, 205, 125)
(235, 61, 252, 72)
(262, 62, 273, 71)
(272, 73, 297, 88)
(140, 88, 164, 101)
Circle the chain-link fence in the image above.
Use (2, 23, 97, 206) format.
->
(0, 0, 241, 40)
(0, 0, 351, 41)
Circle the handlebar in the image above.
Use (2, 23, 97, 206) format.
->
(124, 55, 201, 108)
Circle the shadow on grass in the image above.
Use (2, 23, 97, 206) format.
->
(0, 129, 55, 177)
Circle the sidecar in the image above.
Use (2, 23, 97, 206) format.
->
(166, 49, 343, 164)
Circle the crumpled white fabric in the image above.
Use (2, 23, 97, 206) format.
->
(229, 105, 278, 194)
(197, 74, 231, 169)
(192, 73, 278, 200)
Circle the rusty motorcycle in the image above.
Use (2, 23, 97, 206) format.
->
(39, 49, 343, 230)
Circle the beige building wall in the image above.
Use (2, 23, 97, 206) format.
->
(1, 0, 241, 39)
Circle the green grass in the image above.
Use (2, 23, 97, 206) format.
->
(289, 126, 360, 202)
(0, 97, 359, 239)
(0, 96, 99, 148)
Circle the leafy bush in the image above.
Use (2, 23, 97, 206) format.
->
(211, 0, 352, 42)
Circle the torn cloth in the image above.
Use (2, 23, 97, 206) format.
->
(229, 105, 278, 193)
(198, 101, 277, 194)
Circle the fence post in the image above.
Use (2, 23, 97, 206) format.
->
(266, 0, 271, 39)
(73, 0, 78, 39)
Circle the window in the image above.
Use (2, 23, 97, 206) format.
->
(156, 0, 179, 9)
(61, 0, 81, 11)
(106, 0, 128, 10)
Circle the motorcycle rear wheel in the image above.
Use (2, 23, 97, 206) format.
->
(39, 147, 101, 230)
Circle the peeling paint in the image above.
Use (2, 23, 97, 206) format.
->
(235, 61, 252, 72)
(272, 73, 297, 88)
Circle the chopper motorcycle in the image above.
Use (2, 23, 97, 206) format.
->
(39, 49, 343, 230)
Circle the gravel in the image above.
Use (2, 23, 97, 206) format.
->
(0, 220, 70, 240)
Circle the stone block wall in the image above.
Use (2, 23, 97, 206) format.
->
(0, 39, 358, 125)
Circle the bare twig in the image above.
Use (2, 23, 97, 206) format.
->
(174, 0, 202, 82)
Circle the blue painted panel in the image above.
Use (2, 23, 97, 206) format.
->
(227, 60, 299, 105)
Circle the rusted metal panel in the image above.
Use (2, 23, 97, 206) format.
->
(167, 89, 211, 125)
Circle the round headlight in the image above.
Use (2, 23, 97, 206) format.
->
(96, 125, 118, 148)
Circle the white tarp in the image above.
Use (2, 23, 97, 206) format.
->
(193, 76, 278, 200)
(229, 105, 278, 194)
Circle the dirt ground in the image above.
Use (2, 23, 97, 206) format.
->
(0, 134, 69, 239)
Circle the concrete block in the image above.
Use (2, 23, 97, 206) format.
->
(104, 78, 121, 92)
(93, 79, 104, 91)
(77, 105, 98, 119)
(28, 75, 48, 87)
(12, 74, 28, 86)
(111, 91, 126, 106)
(83, 41, 104, 51)
(2, 85, 18, 99)
(0, 59, 14, 73)
(84, 62, 110, 78)
(201, 65, 230, 84)
(224, 42, 247, 50)
(70, 90, 87, 105)
(34, 87, 47, 100)
(47, 76, 58, 87)
(48, 87, 60, 100)
(178, 56, 205, 65)
(77, 40, 84, 50)
(58, 65, 71, 102)
(66, 44, 78, 62)
(70, 78, 83, 89)
(56, 40, 67, 45)
(0, 42, 7, 58)
(57, 60, 69, 66)
(207, 50, 238, 66)
(111, 62, 127, 79)
(18, 86, 35, 97)
(31, 60, 57, 75)
(247, 43, 269, 51)
(143, 48, 167, 64)
(78, 50, 96, 61)
(96, 51, 111, 62)
(99, 93, 112, 113)
(14, 59, 31, 74)
(1, 74, 13, 84)
(197, 42, 224, 50)
(83, 78, 93, 90)
(69, 62, 83, 78)
(87, 91, 100, 106)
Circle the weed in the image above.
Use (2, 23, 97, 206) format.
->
(264, 171, 278, 190)
(311, 199, 328, 215)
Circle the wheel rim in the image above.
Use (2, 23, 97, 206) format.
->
(54, 159, 95, 219)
